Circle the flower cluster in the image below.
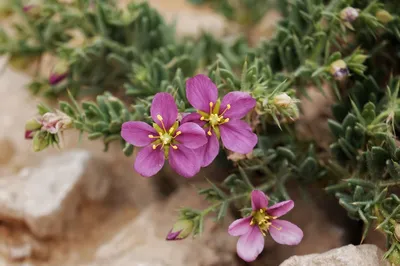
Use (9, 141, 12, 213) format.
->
(121, 74, 258, 178)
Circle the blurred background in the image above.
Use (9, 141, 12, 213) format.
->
(0, 0, 390, 265)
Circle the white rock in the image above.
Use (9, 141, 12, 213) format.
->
(0, 150, 111, 238)
(87, 186, 238, 266)
(280, 244, 390, 266)
(146, 0, 231, 38)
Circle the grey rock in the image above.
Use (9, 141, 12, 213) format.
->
(0, 150, 111, 238)
(280, 244, 389, 266)
(87, 185, 238, 266)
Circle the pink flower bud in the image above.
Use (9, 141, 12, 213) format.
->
(40, 111, 72, 134)
(340, 7, 359, 23)
(49, 61, 69, 85)
(166, 220, 194, 241)
(330, 60, 349, 81)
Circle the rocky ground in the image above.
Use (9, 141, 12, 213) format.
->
(0, 0, 389, 265)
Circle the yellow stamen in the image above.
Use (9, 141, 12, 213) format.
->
(200, 116, 205, 121)
(174, 131, 182, 137)
(148, 134, 159, 139)
(219, 104, 231, 116)
(250, 220, 254, 226)
(207, 130, 212, 136)
(261, 231, 266, 236)
(270, 224, 282, 231)
(260, 209, 264, 213)
(157, 114, 167, 132)
(224, 118, 230, 123)
(209, 102, 214, 114)
(171, 145, 178, 150)
(152, 144, 158, 150)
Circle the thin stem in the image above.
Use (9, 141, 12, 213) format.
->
(200, 180, 277, 217)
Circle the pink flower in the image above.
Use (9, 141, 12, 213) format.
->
(121, 92, 207, 178)
(228, 190, 303, 262)
(183, 74, 257, 167)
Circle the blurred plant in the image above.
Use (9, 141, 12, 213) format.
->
(3, 0, 400, 263)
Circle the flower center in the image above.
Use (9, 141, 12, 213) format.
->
(250, 208, 280, 236)
(198, 101, 231, 136)
(160, 133, 172, 145)
(209, 114, 220, 126)
(148, 115, 181, 152)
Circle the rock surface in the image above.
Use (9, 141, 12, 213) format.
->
(280, 244, 389, 266)
(87, 185, 238, 266)
(146, 0, 233, 38)
(0, 150, 111, 238)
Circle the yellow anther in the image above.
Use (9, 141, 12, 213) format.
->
(209, 102, 214, 107)
(258, 221, 263, 225)
(148, 134, 154, 138)
(157, 114, 163, 121)
(261, 231, 266, 237)
(171, 145, 178, 150)
(227, 104, 231, 109)
(250, 220, 254, 226)
(260, 209, 264, 213)
(207, 130, 212, 136)
(175, 131, 182, 136)
(224, 118, 230, 123)
(200, 116, 205, 121)
(152, 144, 157, 150)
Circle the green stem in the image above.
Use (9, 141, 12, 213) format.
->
(200, 181, 277, 217)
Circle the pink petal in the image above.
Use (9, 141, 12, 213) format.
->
(251, 190, 268, 210)
(228, 217, 252, 236)
(267, 200, 294, 218)
(269, 219, 303, 245)
(134, 145, 165, 177)
(169, 145, 201, 178)
(180, 112, 206, 127)
(236, 226, 264, 262)
(186, 74, 218, 112)
(121, 121, 157, 147)
(175, 122, 207, 149)
(220, 120, 257, 154)
(151, 93, 178, 129)
(220, 92, 256, 119)
(196, 132, 219, 167)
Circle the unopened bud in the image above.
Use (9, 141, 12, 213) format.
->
(32, 131, 50, 152)
(330, 60, 349, 81)
(273, 93, 293, 108)
(340, 7, 359, 23)
(25, 118, 42, 131)
(166, 220, 194, 241)
(49, 61, 69, 85)
(376, 10, 393, 24)
(23, 5, 41, 17)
